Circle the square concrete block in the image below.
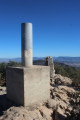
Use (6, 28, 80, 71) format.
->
(6, 65, 50, 107)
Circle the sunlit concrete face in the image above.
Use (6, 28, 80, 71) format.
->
(21, 23, 33, 67)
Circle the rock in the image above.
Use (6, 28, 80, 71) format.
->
(0, 86, 6, 95)
(50, 84, 76, 117)
(47, 99, 59, 109)
(39, 106, 53, 120)
(1, 106, 45, 120)
(52, 74, 72, 86)
(0, 106, 53, 120)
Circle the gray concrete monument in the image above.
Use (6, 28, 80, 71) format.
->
(6, 23, 50, 108)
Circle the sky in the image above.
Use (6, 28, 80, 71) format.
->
(0, 0, 80, 58)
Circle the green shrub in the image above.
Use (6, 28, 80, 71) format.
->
(0, 61, 21, 86)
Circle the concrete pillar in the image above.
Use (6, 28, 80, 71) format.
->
(45, 56, 55, 78)
(21, 23, 33, 67)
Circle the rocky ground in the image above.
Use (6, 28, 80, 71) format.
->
(0, 74, 79, 120)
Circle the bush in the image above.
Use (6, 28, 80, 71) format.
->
(0, 61, 21, 86)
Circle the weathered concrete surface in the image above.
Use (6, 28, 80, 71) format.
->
(45, 56, 55, 78)
(6, 66, 50, 108)
(21, 23, 33, 67)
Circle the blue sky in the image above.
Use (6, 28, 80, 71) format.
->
(0, 0, 80, 58)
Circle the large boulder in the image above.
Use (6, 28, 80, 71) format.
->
(52, 74, 72, 86)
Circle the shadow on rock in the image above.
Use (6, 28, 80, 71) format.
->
(51, 110, 66, 120)
(0, 94, 18, 116)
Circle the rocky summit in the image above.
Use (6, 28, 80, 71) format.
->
(0, 74, 79, 120)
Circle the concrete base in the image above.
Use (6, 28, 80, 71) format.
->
(6, 65, 50, 108)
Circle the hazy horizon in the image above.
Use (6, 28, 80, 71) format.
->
(0, 56, 80, 59)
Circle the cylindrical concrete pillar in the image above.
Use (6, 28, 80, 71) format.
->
(21, 23, 33, 67)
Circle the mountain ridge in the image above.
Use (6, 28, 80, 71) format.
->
(0, 57, 80, 68)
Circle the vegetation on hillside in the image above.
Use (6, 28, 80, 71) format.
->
(54, 62, 80, 87)
(0, 61, 21, 86)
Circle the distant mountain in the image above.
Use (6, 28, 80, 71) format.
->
(53, 57, 80, 68)
(33, 57, 44, 60)
(0, 57, 80, 68)
(0, 58, 21, 63)
(53, 57, 80, 63)
(0, 57, 44, 63)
